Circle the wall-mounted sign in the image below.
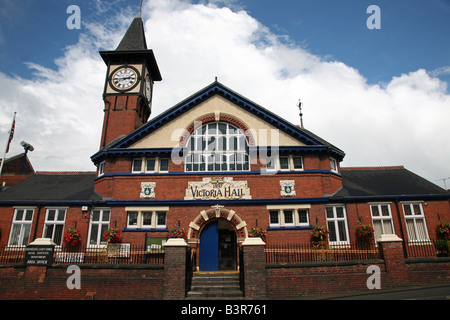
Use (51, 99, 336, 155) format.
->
(24, 245, 55, 266)
(185, 177, 251, 200)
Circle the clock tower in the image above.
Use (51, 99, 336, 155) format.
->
(99, 10, 162, 148)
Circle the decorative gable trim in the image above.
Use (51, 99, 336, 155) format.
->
(91, 82, 345, 164)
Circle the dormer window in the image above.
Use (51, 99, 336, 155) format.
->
(185, 122, 249, 172)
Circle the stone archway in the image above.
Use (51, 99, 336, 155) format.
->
(188, 205, 248, 243)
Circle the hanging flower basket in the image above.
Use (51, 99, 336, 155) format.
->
(102, 228, 122, 244)
(437, 221, 450, 240)
(167, 225, 187, 240)
(63, 228, 81, 247)
(249, 227, 267, 243)
(311, 224, 329, 244)
(355, 222, 375, 240)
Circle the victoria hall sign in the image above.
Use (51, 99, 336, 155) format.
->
(185, 177, 251, 200)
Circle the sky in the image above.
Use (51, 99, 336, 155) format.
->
(0, 0, 449, 188)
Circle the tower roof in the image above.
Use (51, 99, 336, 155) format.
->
(99, 11, 162, 81)
(116, 14, 148, 51)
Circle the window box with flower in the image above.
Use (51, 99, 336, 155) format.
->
(249, 227, 267, 243)
(167, 225, 187, 240)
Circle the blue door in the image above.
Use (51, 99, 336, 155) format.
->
(199, 221, 219, 271)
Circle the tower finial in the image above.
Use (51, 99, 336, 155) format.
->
(137, 0, 143, 17)
(298, 99, 304, 128)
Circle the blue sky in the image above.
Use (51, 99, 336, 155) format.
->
(0, 0, 449, 188)
(1, 0, 449, 88)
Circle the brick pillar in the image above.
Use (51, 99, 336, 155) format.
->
(378, 234, 408, 287)
(163, 238, 188, 300)
(242, 237, 266, 299)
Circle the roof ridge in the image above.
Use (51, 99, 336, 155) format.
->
(341, 166, 405, 171)
(35, 171, 96, 175)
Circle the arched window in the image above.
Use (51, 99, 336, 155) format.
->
(185, 122, 249, 172)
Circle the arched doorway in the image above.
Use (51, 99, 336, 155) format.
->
(188, 205, 248, 271)
(199, 219, 237, 271)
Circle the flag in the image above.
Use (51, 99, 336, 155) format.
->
(5, 113, 16, 153)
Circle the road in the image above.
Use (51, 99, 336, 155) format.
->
(311, 284, 450, 300)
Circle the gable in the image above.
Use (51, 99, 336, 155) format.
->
(91, 81, 345, 163)
(130, 94, 304, 149)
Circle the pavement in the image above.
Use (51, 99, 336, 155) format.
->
(297, 283, 450, 300)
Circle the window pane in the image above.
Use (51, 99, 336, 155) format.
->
(133, 159, 142, 172)
(327, 221, 337, 242)
(44, 224, 54, 239)
(293, 157, 303, 169)
(403, 204, 412, 216)
(371, 206, 380, 217)
(298, 210, 308, 224)
(373, 220, 382, 239)
(381, 205, 390, 216)
(160, 159, 169, 171)
(405, 219, 416, 240)
(54, 225, 64, 245)
(9, 225, 21, 246)
(21, 224, 31, 246)
(146, 158, 156, 171)
(383, 220, 394, 234)
(279, 157, 289, 170)
(92, 210, 100, 221)
(326, 207, 334, 219)
(25, 210, 33, 221)
(266, 158, 275, 170)
(416, 219, 427, 240)
(142, 212, 152, 226)
(15, 210, 24, 221)
(269, 211, 279, 225)
(89, 225, 99, 245)
(218, 123, 227, 134)
(102, 210, 110, 222)
(128, 212, 138, 226)
(57, 209, 66, 221)
(413, 204, 422, 215)
(100, 224, 109, 244)
(284, 210, 293, 224)
(47, 210, 56, 221)
(336, 207, 344, 218)
(337, 221, 347, 241)
(157, 212, 166, 226)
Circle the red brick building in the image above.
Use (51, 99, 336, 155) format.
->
(0, 12, 449, 274)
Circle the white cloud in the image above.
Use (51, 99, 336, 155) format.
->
(0, 0, 449, 188)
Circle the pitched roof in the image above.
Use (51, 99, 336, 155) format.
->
(99, 13, 162, 81)
(333, 166, 449, 200)
(91, 81, 345, 163)
(0, 173, 101, 203)
(116, 14, 148, 51)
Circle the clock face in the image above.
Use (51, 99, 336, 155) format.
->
(145, 75, 152, 101)
(111, 67, 138, 91)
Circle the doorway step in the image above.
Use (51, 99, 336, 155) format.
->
(186, 272, 244, 299)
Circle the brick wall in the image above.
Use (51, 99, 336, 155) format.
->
(0, 265, 164, 300)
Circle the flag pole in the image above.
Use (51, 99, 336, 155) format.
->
(0, 112, 17, 176)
